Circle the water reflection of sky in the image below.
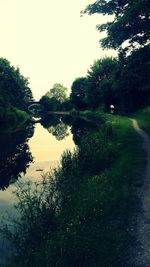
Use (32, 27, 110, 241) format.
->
(0, 117, 95, 264)
(24, 124, 75, 182)
(29, 123, 75, 162)
(0, 123, 75, 212)
(0, 123, 74, 265)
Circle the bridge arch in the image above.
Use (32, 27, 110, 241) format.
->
(28, 102, 45, 118)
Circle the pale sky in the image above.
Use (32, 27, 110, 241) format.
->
(0, 0, 116, 100)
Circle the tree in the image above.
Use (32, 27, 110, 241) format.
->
(40, 83, 68, 112)
(46, 83, 68, 103)
(83, 0, 150, 52)
(40, 95, 60, 112)
(70, 77, 88, 110)
(86, 57, 118, 110)
(83, 1, 150, 112)
(115, 45, 150, 112)
(0, 58, 33, 110)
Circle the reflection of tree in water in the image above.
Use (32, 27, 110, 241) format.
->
(41, 114, 97, 144)
(41, 115, 69, 141)
(0, 123, 34, 190)
(47, 123, 69, 141)
(62, 116, 97, 146)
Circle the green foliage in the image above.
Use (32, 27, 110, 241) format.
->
(0, 58, 33, 111)
(86, 57, 118, 109)
(0, 106, 30, 130)
(69, 58, 119, 111)
(69, 48, 149, 113)
(46, 83, 67, 103)
(70, 77, 88, 110)
(61, 99, 73, 111)
(83, 0, 150, 51)
(4, 115, 145, 266)
(2, 180, 57, 267)
(80, 1, 150, 113)
(114, 46, 150, 112)
(0, 58, 33, 128)
(40, 1, 149, 114)
(39, 95, 59, 112)
(40, 83, 68, 112)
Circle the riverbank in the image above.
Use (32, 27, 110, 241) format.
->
(3, 112, 146, 267)
(0, 107, 30, 132)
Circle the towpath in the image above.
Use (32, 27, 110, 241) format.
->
(130, 119, 150, 267)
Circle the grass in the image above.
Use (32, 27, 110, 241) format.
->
(3, 113, 145, 267)
(14, 108, 30, 126)
(135, 106, 150, 134)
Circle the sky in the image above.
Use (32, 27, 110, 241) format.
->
(0, 0, 116, 100)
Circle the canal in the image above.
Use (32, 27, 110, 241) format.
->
(0, 115, 76, 265)
(0, 114, 97, 265)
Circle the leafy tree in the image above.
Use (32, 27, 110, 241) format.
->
(46, 83, 68, 103)
(115, 45, 150, 112)
(83, 0, 150, 52)
(86, 57, 118, 110)
(61, 99, 73, 111)
(83, 1, 150, 112)
(0, 58, 33, 110)
(39, 95, 59, 112)
(70, 77, 88, 110)
(40, 83, 68, 112)
(0, 95, 8, 119)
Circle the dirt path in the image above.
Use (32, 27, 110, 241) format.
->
(130, 119, 150, 267)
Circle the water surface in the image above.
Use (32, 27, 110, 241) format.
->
(0, 115, 97, 265)
(0, 119, 75, 212)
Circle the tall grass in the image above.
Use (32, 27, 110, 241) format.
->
(3, 114, 145, 267)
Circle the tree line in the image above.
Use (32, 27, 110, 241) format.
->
(0, 0, 149, 122)
(40, 0, 150, 114)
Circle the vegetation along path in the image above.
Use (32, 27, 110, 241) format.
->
(130, 119, 150, 267)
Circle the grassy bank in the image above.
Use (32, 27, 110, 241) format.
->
(0, 107, 30, 132)
(135, 107, 150, 134)
(70, 109, 106, 125)
(4, 113, 145, 267)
